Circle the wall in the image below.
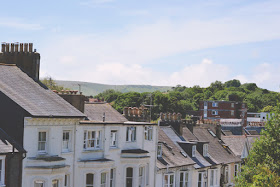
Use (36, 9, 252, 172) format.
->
(5, 153, 24, 187)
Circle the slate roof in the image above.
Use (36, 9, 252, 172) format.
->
(245, 135, 260, 151)
(0, 128, 25, 153)
(183, 125, 241, 164)
(84, 102, 128, 122)
(0, 64, 85, 117)
(157, 127, 195, 170)
(221, 135, 246, 158)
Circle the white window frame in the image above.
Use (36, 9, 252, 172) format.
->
(231, 103, 234, 108)
(203, 144, 208, 157)
(192, 145, 196, 157)
(210, 169, 218, 187)
(144, 126, 153, 141)
(225, 166, 229, 183)
(198, 172, 207, 187)
(100, 172, 108, 187)
(110, 130, 117, 148)
(83, 130, 102, 150)
(0, 156, 5, 185)
(212, 110, 218, 115)
(146, 164, 149, 185)
(126, 167, 133, 187)
(163, 173, 175, 187)
(64, 174, 70, 187)
(86, 173, 94, 187)
(126, 127, 136, 142)
(180, 171, 189, 187)
(212, 102, 218, 107)
(52, 179, 59, 187)
(34, 180, 45, 187)
(139, 166, 145, 187)
(38, 131, 47, 154)
(157, 144, 162, 157)
(110, 168, 116, 187)
(234, 164, 241, 177)
(62, 130, 71, 152)
(231, 110, 234, 116)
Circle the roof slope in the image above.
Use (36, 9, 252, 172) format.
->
(84, 103, 127, 122)
(157, 127, 195, 169)
(0, 65, 85, 117)
(184, 126, 241, 164)
(0, 128, 25, 153)
(221, 135, 246, 157)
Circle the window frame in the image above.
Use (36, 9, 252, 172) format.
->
(231, 103, 234, 108)
(210, 169, 218, 187)
(110, 130, 117, 148)
(126, 167, 133, 187)
(179, 171, 189, 187)
(231, 110, 234, 116)
(203, 144, 208, 157)
(139, 166, 145, 187)
(83, 130, 102, 150)
(144, 126, 153, 141)
(212, 110, 218, 115)
(86, 173, 94, 187)
(212, 102, 218, 107)
(126, 127, 136, 142)
(225, 165, 229, 183)
(192, 145, 196, 157)
(34, 180, 45, 187)
(157, 144, 162, 157)
(38, 131, 47, 154)
(52, 179, 59, 187)
(62, 130, 71, 152)
(110, 168, 116, 187)
(0, 156, 6, 185)
(64, 174, 70, 187)
(163, 173, 175, 187)
(234, 164, 241, 177)
(100, 172, 108, 187)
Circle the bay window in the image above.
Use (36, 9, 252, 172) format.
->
(83, 130, 101, 150)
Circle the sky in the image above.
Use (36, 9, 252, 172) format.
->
(1, 0, 280, 91)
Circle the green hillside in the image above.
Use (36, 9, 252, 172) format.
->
(55, 80, 172, 96)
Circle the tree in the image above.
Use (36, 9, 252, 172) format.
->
(236, 105, 280, 186)
(40, 77, 68, 91)
(224, 79, 241, 88)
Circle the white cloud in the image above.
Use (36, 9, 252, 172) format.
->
(0, 18, 43, 30)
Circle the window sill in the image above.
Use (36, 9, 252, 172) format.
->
(61, 151, 73, 155)
(109, 147, 119, 150)
(83, 149, 103, 153)
(126, 141, 137, 143)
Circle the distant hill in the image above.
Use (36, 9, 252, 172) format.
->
(56, 80, 172, 96)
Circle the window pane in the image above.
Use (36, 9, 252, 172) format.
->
(126, 168, 133, 177)
(86, 174, 94, 185)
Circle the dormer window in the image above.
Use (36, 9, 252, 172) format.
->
(157, 144, 162, 157)
(192, 145, 196, 157)
(212, 102, 218, 107)
(203, 144, 208, 157)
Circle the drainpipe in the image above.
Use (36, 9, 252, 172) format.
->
(154, 125, 159, 187)
(72, 120, 78, 187)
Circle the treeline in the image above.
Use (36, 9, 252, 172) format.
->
(93, 79, 280, 120)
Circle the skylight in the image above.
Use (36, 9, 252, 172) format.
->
(208, 129, 216, 137)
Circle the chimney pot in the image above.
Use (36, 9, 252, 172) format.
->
(1, 42, 6, 53)
(20, 43, 23, 52)
(29, 43, 33, 52)
(24, 43, 28, 52)
(15, 42, 19, 52)
(11, 43, 15, 52)
(6, 43, 10, 52)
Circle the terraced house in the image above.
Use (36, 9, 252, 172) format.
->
(155, 114, 242, 187)
(0, 43, 157, 187)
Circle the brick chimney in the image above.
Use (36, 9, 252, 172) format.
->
(57, 90, 86, 113)
(0, 42, 40, 80)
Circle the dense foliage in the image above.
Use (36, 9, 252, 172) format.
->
(41, 77, 69, 91)
(236, 105, 280, 186)
(94, 79, 280, 119)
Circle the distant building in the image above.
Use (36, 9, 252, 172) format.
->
(199, 101, 247, 126)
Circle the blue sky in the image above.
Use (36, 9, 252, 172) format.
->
(1, 0, 280, 91)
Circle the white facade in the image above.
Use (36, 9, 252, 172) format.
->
(22, 117, 157, 187)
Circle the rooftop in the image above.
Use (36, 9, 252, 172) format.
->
(0, 64, 85, 118)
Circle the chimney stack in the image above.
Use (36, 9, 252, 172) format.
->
(5, 43, 10, 52)
(216, 124, 221, 139)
